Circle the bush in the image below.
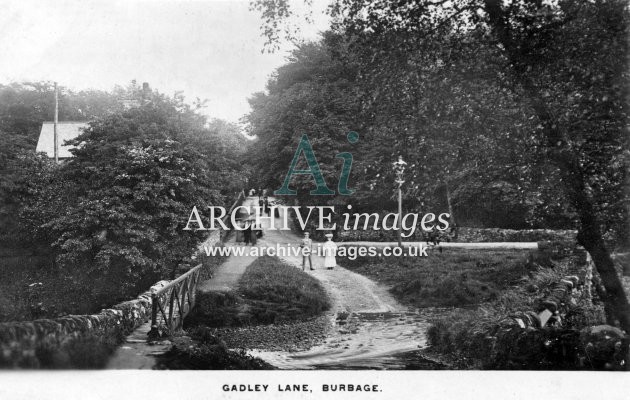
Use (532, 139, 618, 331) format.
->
(156, 329, 273, 370)
(186, 256, 331, 328)
(239, 256, 331, 319)
(425, 268, 609, 369)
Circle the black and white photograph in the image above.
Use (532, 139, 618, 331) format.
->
(0, 0, 628, 398)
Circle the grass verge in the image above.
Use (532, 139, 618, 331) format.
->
(342, 248, 540, 308)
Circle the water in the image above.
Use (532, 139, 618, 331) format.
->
(250, 311, 446, 370)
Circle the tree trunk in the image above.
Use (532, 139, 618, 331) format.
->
(484, 0, 630, 332)
(444, 181, 458, 239)
(592, 267, 617, 325)
(575, 191, 630, 330)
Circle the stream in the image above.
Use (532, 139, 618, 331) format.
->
(250, 310, 447, 370)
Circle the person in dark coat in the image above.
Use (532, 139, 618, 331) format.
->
(250, 222, 258, 245)
(244, 221, 252, 245)
(263, 196, 270, 216)
(235, 220, 245, 244)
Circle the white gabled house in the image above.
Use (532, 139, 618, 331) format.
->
(35, 121, 88, 159)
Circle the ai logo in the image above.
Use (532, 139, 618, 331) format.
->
(274, 132, 359, 196)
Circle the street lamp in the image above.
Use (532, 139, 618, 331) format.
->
(393, 155, 407, 248)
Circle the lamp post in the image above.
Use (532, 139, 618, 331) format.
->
(393, 155, 407, 248)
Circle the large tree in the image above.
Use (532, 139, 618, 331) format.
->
(0, 81, 125, 245)
(245, 37, 364, 210)
(252, 0, 630, 330)
(19, 90, 245, 301)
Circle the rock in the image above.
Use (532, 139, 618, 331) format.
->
(579, 325, 628, 370)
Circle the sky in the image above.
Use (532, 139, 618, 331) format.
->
(0, 0, 331, 124)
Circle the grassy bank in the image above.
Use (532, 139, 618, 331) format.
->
(342, 248, 607, 369)
(423, 255, 605, 369)
(180, 255, 331, 358)
(187, 255, 331, 328)
(342, 248, 538, 308)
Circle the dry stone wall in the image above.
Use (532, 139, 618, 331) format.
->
(0, 281, 167, 368)
(455, 228, 576, 243)
(338, 226, 577, 243)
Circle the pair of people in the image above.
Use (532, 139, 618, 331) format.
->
(235, 220, 258, 245)
(300, 232, 337, 271)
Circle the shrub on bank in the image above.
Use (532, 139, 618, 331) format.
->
(0, 249, 147, 323)
(156, 328, 273, 370)
(186, 256, 331, 328)
(239, 256, 331, 320)
(425, 264, 611, 369)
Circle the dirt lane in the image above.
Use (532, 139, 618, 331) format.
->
(243, 199, 432, 369)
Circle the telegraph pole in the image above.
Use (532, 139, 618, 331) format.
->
(53, 82, 59, 163)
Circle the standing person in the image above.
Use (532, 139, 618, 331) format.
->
(263, 196, 270, 216)
(300, 232, 314, 271)
(235, 220, 245, 244)
(323, 233, 338, 270)
(250, 221, 258, 245)
(243, 220, 252, 245)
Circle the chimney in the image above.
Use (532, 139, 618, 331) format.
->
(142, 82, 150, 100)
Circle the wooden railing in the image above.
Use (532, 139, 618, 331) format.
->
(147, 263, 203, 340)
(147, 191, 247, 341)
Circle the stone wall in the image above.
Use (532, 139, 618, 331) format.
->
(0, 281, 167, 368)
(456, 228, 576, 243)
(427, 244, 629, 370)
(478, 254, 625, 369)
(338, 226, 577, 243)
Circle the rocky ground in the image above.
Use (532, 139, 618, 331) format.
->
(213, 315, 331, 352)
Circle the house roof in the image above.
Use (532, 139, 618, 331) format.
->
(35, 121, 88, 158)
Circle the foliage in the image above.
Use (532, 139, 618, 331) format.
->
(238, 255, 331, 317)
(244, 21, 587, 229)
(156, 331, 274, 370)
(13, 88, 246, 303)
(245, 36, 362, 210)
(0, 82, 124, 244)
(186, 255, 331, 327)
(0, 249, 115, 322)
(419, 253, 606, 369)
(249, 0, 630, 329)
(249, 0, 315, 52)
(342, 248, 536, 308)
